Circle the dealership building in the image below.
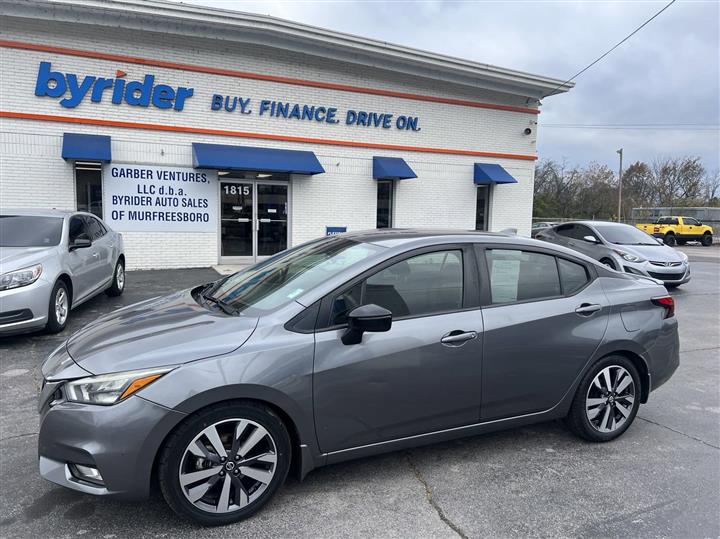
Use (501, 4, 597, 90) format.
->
(0, 0, 572, 269)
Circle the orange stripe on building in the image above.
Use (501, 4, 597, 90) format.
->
(0, 39, 540, 116)
(0, 111, 538, 161)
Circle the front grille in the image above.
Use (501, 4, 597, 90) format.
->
(650, 261, 682, 267)
(648, 270, 685, 281)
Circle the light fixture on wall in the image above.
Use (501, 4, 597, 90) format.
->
(257, 173, 272, 178)
(218, 171, 231, 176)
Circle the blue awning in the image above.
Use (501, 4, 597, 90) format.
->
(372, 156, 417, 180)
(192, 143, 324, 175)
(474, 163, 517, 185)
(61, 133, 111, 162)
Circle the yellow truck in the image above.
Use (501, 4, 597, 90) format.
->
(636, 216, 714, 247)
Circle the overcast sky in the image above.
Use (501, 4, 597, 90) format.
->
(181, 0, 719, 173)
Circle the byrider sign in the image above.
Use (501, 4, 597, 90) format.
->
(103, 164, 218, 233)
(34, 61, 422, 132)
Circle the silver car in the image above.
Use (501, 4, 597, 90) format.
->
(537, 221, 690, 288)
(38, 230, 679, 526)
(0, 209, 125, 335)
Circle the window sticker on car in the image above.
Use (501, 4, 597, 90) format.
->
(491, 258, 520, 303)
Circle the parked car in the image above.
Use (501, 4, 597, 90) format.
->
(38, 230, 679, 526)
(0, 209, 125, 335)
(635, 216, 714, 246)
(537, 221, 690, 288)
(530, 221, 557, 238)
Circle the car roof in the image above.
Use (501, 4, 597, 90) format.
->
(561, 220, 631, 228)
(340, 228, 516, 246)
(0, 208, 74, 217)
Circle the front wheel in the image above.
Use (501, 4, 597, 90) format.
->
(45, 280, 70, 333)
(105, 259, 125, 297)
(565, 355, 641, 442)
(158, 402, 291, 526)
(701, 234, 713, 247)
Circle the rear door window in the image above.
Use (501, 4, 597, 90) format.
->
(485, 249, 561, 304)
(83, 216, 106, 240)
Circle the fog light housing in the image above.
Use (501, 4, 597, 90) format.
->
(69, 463, 104, 485)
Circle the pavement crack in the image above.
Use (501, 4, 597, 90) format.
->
(406, 452, 468, 539)
(636, 416, 719, 449)
(0, 431, 38, 442)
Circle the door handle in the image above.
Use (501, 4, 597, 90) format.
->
(92, 252, 99, 258)
(440, 330, 478, 347)
(575, 303, 601, 316)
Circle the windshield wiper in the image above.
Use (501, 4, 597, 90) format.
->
(201, 292, 239, 316)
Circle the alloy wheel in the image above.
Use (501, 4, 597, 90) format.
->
(179, 419, 278, 514)
(585, 365, 635, 433)
(55, 288, 68, 325)
(116, 264, 125, 290)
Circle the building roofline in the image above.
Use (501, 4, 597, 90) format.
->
(1, 0, 574, 99)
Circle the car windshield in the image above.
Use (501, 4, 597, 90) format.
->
(205, 237, 383, 313)
(0, 215, 64, 247)
(593, 224, 659, 245)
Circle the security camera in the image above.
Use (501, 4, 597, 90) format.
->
(523, 128, 532, 136)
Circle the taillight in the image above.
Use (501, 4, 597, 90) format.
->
(652, 296, 675, 319)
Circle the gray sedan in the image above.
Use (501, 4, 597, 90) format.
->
(536, 220, 690, 287)
(38, 230, 679, 526)
(0, 209, 125, 335)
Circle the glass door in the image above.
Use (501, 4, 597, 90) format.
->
(220, 181, 254, 261)
(257, 183, 288, 257)
(220, 180, 289, 263)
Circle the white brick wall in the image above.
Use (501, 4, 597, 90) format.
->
(0, 16, 537, 269)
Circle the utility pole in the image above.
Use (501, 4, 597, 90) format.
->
(616, 148, 624, 222)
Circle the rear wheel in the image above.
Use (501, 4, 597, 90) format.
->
(158, 402, 291, 526)
(664, 233, 677, 246)
(701, 233, 713, 247)
(105, 259, 125, 297)
(45, 280, 70, 333)
(565, 355, 640, 442)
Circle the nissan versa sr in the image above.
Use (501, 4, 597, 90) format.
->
(38, 231, 679, 526)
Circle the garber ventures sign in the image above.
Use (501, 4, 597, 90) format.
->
(34, 62, 422, 131)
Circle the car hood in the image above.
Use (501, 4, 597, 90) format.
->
(0, 246, 57, 272)
(614, 243, 684, 262)
(66, 288, 259, 375)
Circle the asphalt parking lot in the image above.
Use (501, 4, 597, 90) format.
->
(1, 249, 718, 538)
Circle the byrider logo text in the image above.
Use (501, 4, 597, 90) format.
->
(34, 61, 194, 110)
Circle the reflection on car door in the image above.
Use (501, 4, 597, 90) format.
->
(66, 216, 96, 302)
(83, 216, 113, 289)
(312, 246, 483, 454)
(478, 246, 609, 421)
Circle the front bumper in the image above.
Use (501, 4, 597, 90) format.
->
(621, 260, 691, 286)
(0, 278, 53, 335)
(38, 389, 186, 500)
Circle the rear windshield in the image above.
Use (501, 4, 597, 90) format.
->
(0, 215, 64, 247)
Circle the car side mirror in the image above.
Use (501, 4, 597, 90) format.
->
(583, 235, 600, 244)
(70, 237, 92, 251)
(341, 304, 392, 345)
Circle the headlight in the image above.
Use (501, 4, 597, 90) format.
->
(679, 251, 689, 262)
(0, 264, 43, 291)
(64, 366, 174, 405)
(613, 250, 646, 263)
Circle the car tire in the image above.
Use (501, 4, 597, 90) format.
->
(664, 233, 677, 246)
(105, 259, 125, 297)
(676, 239, 686, 246)
(45, 280, 70, 333)
(158, 401, 291, 526)
(599, 258, 616, 270)
(565, 355, 641, 443)
(701, 234, 713, 247)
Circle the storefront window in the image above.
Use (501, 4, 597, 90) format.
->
(376, 180, 394, 228)
(75, 162, 103, 218)
(475, 185, 490, 231)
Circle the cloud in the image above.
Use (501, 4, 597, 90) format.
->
(180, 0, 720, 172)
